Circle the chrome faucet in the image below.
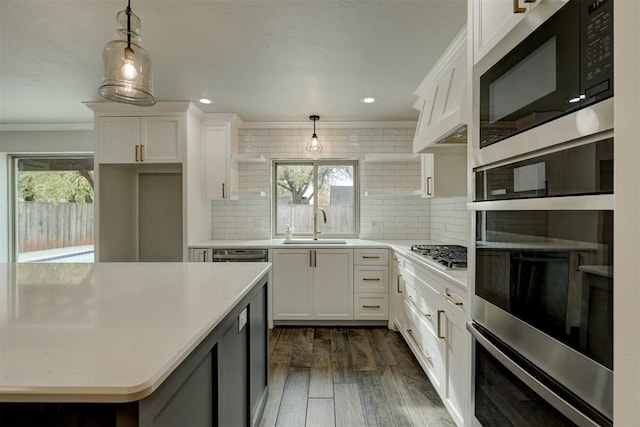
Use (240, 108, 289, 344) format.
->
(313, 207, 327, 240)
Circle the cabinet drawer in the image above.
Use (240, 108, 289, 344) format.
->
(404, 282, 439, 335)
(403, 300, 445, 389)
(354, 294, 388, 320)
(403, 267, 441, 304)
(354, 249, 388, 265)
(354, 266, 388, 292)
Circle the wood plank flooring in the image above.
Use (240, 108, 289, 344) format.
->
(259, 327, 455, 427)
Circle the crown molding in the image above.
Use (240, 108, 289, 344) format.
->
(0, 123, 94, 131)
(240, 120, 416, 129)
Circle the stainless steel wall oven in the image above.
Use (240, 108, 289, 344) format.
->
(470, 137, 614, 426)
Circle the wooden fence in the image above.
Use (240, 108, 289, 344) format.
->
(18, 202, 94, 252)
(277, 205, 354, 234)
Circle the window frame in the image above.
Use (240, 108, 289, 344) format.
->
(272, 159, 359, 238)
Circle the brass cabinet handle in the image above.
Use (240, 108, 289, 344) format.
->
(314, 250, 317, 267)
(222, 183, 226, 199)
(310, 250, 313, 267)
(436, 310, 445, 339)
(426, 176, 432, 196)
(443, 292, 464, 307)
(363, 278, 381, 281)
(140, 144, 144, 161)
(203, 251, 207, 262)
(397, 274, 403, 293)
(135, 145, 140, 162)
(524, 0, 536, 3)
(513, 0, 526, 13)
(363, 304, 381, 309)
(362, 255, 380, 259)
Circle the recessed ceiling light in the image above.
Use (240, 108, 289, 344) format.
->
(199, 98, 212, 105)
(361, 97, 375, 104)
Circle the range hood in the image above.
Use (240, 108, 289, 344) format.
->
(412, 26, 467, 154)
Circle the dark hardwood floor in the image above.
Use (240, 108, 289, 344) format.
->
(259, 327, 455, 427)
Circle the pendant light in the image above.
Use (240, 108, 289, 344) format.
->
(98, 0, 155, 106)
(306, 115, 324, 155)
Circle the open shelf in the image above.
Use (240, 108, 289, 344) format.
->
(363, 153, 420, 163)
(363, 189, 421, 197)
(231, 153, 266, 163)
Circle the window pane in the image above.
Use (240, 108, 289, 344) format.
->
(276, 164, 314, 234)
(317, 164, 355, 234)
(16, 158, 94, 262)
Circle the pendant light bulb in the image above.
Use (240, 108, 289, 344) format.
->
(306, 115, 324, 155)
(120, 47, 137, 79)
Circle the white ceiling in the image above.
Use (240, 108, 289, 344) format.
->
(0, 0, 466, 126)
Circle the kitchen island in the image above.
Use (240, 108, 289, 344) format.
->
(0, 262, 270, 427)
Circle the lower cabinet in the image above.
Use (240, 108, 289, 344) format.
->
(398, 254, 470, 427)
(273, 248, 353, 320)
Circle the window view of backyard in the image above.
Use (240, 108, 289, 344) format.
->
(275, 161, 357, 236)
(16, 157, 94, 263)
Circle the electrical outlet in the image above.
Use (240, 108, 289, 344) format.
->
(238, 308, 247, 332)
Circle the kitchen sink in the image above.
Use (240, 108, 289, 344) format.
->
(283, 239, 347, 244)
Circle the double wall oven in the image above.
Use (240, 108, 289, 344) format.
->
(470, 1, 614, 425)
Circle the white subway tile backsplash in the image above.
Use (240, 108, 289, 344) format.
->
(210, 124, 468, 242)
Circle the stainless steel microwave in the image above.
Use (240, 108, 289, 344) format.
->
(479, 0, 613, 148)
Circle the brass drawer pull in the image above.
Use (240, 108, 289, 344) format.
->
(406, 328, 431, 360)
(444, 292, 464, 307)
(408, 295, 431, 318)
(513, 0, 526, 13)
(362, 278, 381, 281)
(362, 255, 381, 259)
(362, 304, 381, 309)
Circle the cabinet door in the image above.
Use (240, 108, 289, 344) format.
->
(473, 0, 529, 64)
(420, 153, 467, 198)
(273, 249, 314, 319)
(190, 248, 211, 262)
(141, 116, 183, 163)
(390, 256, 404, 330)
(204, 124, 231, 200)
(97, 116, 140, 163)
(249, 285, 268, 426)
(442, 294, 470, 427)
(314, 249, 353, 320)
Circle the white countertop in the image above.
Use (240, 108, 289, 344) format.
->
(0, 262, 271, 403)
(191, 239, 468, 288)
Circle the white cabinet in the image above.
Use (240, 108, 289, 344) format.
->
(273, 249, 314, 319)
(203, 119, 239, 200)
(390, 254, 405, 330)
(400, 258, 469, 427)
(190, 248, 211, 262)
(353, 249, 389, 321)
(472, 0, 535, 64)
(97, 116, 183, 163)
(420, 153, 467, 198)
(413, 26, 468, 154)
(273, 248, 353, 320)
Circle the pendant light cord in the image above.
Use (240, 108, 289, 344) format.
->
(126, 0, 132, 48)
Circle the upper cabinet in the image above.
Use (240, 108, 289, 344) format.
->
(97, 116, 183, 164)
(413, 26, 468, 154)
(203, 114, 243, 201)
(420, 153, 467, 198)
(472, 0, 541, 65)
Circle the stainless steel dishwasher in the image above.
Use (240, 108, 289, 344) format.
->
(211, 249, 269, 263)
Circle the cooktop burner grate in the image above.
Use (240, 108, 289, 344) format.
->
(410, 244, 467, 269)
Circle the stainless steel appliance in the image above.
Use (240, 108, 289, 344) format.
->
(212, 249, 269, 263)
(410, 244, 467, 269)
(479, 0, 613, 148)
(471, 138, 613, 426)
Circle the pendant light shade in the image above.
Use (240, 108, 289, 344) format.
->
(306, 115, 324, 155)
(99, 1, 155, 106)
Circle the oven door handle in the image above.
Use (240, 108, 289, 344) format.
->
(467, 322, 599, 427)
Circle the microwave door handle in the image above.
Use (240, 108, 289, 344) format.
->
(512, 256, 567, 263)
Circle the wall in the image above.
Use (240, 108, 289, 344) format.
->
(212, 125, 470, 244)
(211, 125, 436, 241)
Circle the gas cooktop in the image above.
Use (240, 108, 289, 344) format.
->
(410, 244, 467, 269)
